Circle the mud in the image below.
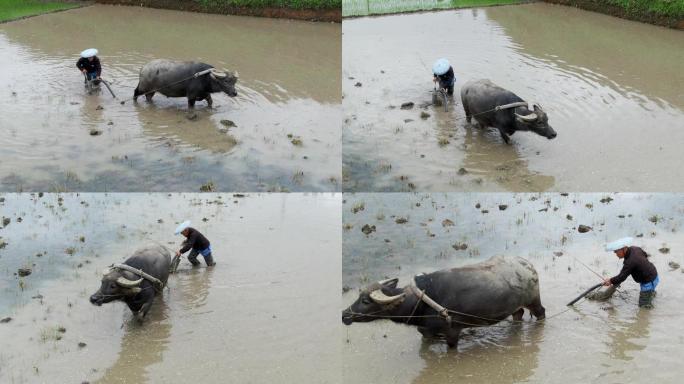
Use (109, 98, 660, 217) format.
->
(342, 3, 684, 192)
(0, 5, 341, 192)
(342, 193, 684, 383)
(0, 193, 341, 383)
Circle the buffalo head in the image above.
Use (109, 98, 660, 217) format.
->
(89, 266, 143, 306)
(209, 69, 238, 97)
(342, 278, 406, 325)
(514, 104, 557, 139)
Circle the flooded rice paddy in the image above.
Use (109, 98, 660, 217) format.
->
(0, 5, 341, 192)
(0, 193, 341, 383)
(342, 193, 684, 383)
(342, 3, 684, 192)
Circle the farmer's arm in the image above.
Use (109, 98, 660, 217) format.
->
(609, 259, 633, 285)
(179, 232, 197, 254)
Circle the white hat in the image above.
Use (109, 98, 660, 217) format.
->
(432, 58, 450, 76)
(605, 237, 633, 252)
(80, 48, 98, 58)
(175, 220, 191, 235)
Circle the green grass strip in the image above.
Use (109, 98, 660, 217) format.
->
(605, 0, 684, 19)
(196, 0, 342, 10)
(0, 0, 80, 23)
(343, 0, 525, 17)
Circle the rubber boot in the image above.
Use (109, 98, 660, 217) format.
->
(639, 290, 655, 309)
(204, 253, 216, 267)
(187, 251, 201, 266)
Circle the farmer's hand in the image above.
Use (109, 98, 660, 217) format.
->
(603, 278, 612, 287)
(175, 251, 181, 257)
(81, 69, 87, 74)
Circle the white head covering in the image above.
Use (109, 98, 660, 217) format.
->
(80, 48, 98, 58)
(175, 220, 191, 235)
(605, 237, 633, 252)
(432, 58, 450, 76)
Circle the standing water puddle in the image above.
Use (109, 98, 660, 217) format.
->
(342, 193, 684, 383)
(0, 193, 341, 383)
(342, 3, 684, 192)
(0, 5, 341, 192)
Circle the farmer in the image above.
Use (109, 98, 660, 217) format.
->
(77, 48, 101, 84)
(603, 237, 659, 308)
(174, 221, 215, 267)
(432, 58, 455, 96)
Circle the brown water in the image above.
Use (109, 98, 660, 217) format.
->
(0, 193, 341, 383)
(342, 3, 684, 192)
(0, 5, 341, 192)
(342, 193, 684, 383)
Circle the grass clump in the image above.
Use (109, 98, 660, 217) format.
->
(0, 1, 79, 23)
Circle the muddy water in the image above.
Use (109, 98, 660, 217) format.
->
(342, 193, 684, 383)
(0, 5, 341, 192)
(342, 3, 684, 192)
(0, 193, 341, 383)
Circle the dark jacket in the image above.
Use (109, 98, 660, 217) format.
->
(435, 67, 455, 89)
(180, 227, 210, 254)
(76, 56, 101, 76)
(610, 246, 658, 285)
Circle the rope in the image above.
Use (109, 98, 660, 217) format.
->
(426, 98, 530, 122)
(135, 68, 213, 99)
(344, 306, 572, 329)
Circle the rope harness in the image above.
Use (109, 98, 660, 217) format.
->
(409, 279, 452, 326)
(112, 263, 165, 293)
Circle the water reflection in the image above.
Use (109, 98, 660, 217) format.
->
(413, 322, 543, 384)
(606, 309, 651, 361)
(461, 126, 555, 191)
(97, 297, 171, 384)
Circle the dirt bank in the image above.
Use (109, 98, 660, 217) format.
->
(543, 0, 684, 29)
(94, 0, 341, 22)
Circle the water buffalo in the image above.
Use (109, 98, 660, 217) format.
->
(133, 59, 238, 108)
(461, 79, 557, 143)
(342, 256, 545, 349)
(90, 245, 171, 320)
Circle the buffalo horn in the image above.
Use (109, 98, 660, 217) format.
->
(515, 112, 538, 121)
(102, 267, 113, 276)
(378, 277, 398, 286)
(369, 289, 405, 304)
(210, 68, 227, 79)
(116, 276, 143, 287)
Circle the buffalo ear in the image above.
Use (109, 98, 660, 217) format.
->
(379, 277, 399, 289)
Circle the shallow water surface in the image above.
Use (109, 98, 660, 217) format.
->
(0, 193, 341, 383)
(342, 193, 684, 383)
(0, 5, 341, 192)
(342, 3, 684, 192)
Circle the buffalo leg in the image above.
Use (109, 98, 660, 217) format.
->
(512, 308, 524, 321)
(463, 104, 471, 123)
(188, 98, 196, 109)
(145, 92, 155, 102)
(205, 94, 213, 108)
(133, 86, 140, 102)
(498, 129, 511, 144)
(445, 326, 461, 349)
